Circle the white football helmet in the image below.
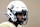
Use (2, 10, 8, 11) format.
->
(7, 1, 28, 24)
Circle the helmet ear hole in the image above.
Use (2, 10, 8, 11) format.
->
(10, 14, 11, 15)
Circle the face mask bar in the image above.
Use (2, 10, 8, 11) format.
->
(23, 12, 28, 25)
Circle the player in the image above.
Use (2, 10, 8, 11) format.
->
(0, 1, 28, 27)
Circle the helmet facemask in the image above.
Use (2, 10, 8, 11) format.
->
(13, 10, 28, 25)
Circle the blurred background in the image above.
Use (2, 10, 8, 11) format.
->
(0, 0, 40, 27)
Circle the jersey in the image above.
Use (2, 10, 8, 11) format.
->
(0, 22, 21, 27)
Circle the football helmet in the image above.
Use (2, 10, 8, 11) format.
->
(7, 1, 28, 25)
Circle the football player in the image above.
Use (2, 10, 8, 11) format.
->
(0, 0, 28, 27)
